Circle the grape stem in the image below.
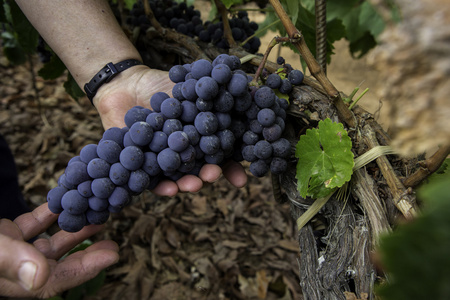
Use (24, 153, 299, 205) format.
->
(268, 0, 356, 128)
(252, 36, 290, 84)
(214, 0, 237, 48)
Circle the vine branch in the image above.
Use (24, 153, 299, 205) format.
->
(268, 0, 356, 128)
(403, 144, 450, 188)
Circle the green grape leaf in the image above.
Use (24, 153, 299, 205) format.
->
(377, 172, 450, 300)
(38, 54, 66, 80)
(64, 73, 85, 101)
(295, 118, 354, 198)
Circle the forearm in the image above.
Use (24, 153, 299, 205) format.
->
(15, 0, 142, 88)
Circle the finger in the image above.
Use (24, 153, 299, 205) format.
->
(0, 233, 50, 292)
(33, 224, 105, 261)
(222, 160, 248, 188)
(151, 179, 179, 197)
(198, 164, 223, 183)
(14, 203, 58, 241)
(176, 174, 203, 193)
(0, 219, 24, 240)
(41, 246, 119, 297)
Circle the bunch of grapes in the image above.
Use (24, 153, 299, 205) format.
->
(47, 54, 304, 233)
(127, 1, 261, 53)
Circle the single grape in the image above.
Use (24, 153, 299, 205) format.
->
(242, 145, 257, 162)
(179, 145, 196, 163)
(181, 78, 198, 101)
(243, 130, 259, 145)
(64, 161, 90, 186)
(162, 119, 183, 136)
(77, 180, 93, 198)
(102, 127, 125, 148)
(211, 63, 232, 84)
(161, 98, 182, 119)
(47, 186, 67, 214)
(195, 112, 218, 136)
(88, 196, 109, 212)
(168, 131, 190, 152)
(108, 186, 131, 208)
(288, 69, 304, 85)
(191, 59, 213, 79)
(80, 144, 98, 163)
(204, 149, 224, 164)
(169, 65, 188, 83)
(119, 146, 144, 171)
(91, 177, 115, 198)
(180, 100, 198, 123)
(199, 134, 220, 155)
(150, 92, 170, 112)
(157, 148, 181, 172)
(278, 79, 292, 94)
(227, 73, 248, 96)
(128, 169, 151, 193)
(178, 160, 196, 173)
(196, 97, 214, 112)
(97, 140, 122, 164)
(86, 209, 110, 225)
(146, 112, 165, 131)
(124, 107, 147, 128)
(249, 159, 269, 177)
(257, 108, 276, 127)
(234, 91, 252, 112)
(149, 131, 168, 153)
(61, 189, 89, 215)
(214, 89, 234, 113)
(254, 86, 275, 108)
(142, 151, 162, 176)
(277, 56, 285, 65)
(215, 112, 232, 130)
(172, 82, 185, 101)
(270, 157, 288, 174)
(183, 125, 200, 145)
(265, 73, 282, 89)
(262, 124, 282, 142)
(272, 138, 291, 158)
(58, 211, 86, 233)
(87, 158, 111, 179)
(129, 121, 154, 146)
(195, 76, 219, 101)
(109, 162, 130, 186)
(254, 140, 273, 159)
(216, 129, 235, 151)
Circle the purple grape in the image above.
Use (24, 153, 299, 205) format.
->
(161, 98, 182, 119)
(86, 209, 110, 225)
(124, 107, 147, 128)
(227, 73, 248, 96)
(80, 144, 98, 163)
(211, 63, 232, 84)
(199, 134, 220, 155)
(179, 145, 196, 163)
(194, 112, 218, 136)
(157, 148, 181, 172)
(288, 69, 304, 85)
(91, 177, 115, 198)
(150, 92, 170, 112)
(242, 145, 257, 162)
(249, 159, 269, 177)
(214, 89, 234, 112)
(102, 127, 125, 148)
(262, 124, 282, 142)
(149, 131, 168, 153)
(119, 146, 144, 171)
(196, 97, 214, 112)
(163, 119, 183, 136)
(204, 149, 224, 164)
(64, 161, 90, 186)
(183, 125, 200, 145)
(77, 180, 93, 198)
(169, 65, 188, 83)
(47, 186, 67, 214)
(243, 130, 259, 145)
(215, 112, 232, 130)
(61, 189, 89, 215)
(58, 211, 86, 232)
(146, 112, 165, 131)
(191, 59, 213, 79)
(181, 78, 198, 101)
(168, 131, 190, 152)
(109, 162, 130, 186)
(142, 151, 161, 176)
(129, 121, 154, 146)
(97, 140, 122, 164)
(195, 76, 219, 101)
(87, 158, 110, 179)
(180, 100, 198, 123)
(270, 157, 288, 174)
(257, 108, 276, 127)
(234, 91, 252, 112)
(279, 79, 292, 94)
(254, 86, 275, 108)
(254, 140, 273, 159)
(108, 186, 131, 207)
(88, 196, 109, 212)
(216, 129, 235, 151)
(272, 138, 291, 158)
(265, 73, 282, 89)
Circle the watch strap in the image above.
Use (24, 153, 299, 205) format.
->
(84, 59, 143, 104)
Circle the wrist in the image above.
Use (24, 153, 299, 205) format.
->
(84, 59, 143, 104)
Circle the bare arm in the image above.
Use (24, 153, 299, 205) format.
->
(15, 0, 141, 88)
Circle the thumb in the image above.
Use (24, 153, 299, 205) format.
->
(0, 232, 50, 291)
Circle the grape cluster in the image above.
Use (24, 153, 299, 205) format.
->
(48, 54, 304, 232)
(127, 0, 261, 53)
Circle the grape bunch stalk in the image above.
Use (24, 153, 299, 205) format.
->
(47, 54, 304, 233)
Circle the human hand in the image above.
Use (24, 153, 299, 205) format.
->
(93, 65, 248, 196)
(0, 203, 119, 298)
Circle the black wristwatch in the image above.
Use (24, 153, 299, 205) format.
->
(84, 59, 143, 104)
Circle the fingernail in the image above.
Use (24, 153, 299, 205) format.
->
(18, 261, 37, 291)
